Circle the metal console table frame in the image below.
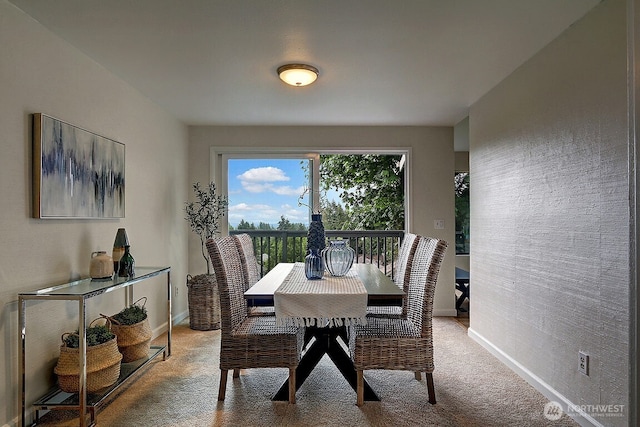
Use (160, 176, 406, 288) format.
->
(18, 266, 172, 427)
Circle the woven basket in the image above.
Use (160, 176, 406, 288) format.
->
(104, 297, 153, 363)
(54, 320, 122, 393)
(187, 274, 221, 330)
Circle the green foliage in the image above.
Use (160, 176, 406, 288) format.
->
(455, 172, 470, 254)
(185, 182, 228, 274)
(237, 219, 255, 229)
(320, 154, 405, 230)
(112, 303, 147, 325)
(322, 200, 350, 230)
(277, 216, 305, 231)
(64, 325, 115, 348)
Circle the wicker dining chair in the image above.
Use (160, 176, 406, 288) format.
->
(232, 233, 275, 317)
(349, 236, 448, 406)
(206, 236, 304, 404)
(366, 232, 420, 318)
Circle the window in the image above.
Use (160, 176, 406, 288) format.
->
(227, 157, 312, 230)
(224, 153, 406, 232)
(220, 150, 408, 275)
(455, 172, 470, 254)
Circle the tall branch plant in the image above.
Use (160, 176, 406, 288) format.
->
(185, 182, 228, 274)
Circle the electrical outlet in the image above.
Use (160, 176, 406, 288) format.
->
(578, 351, 589, 375)
(434, 219, 445, 229)
(175, 286, 179, 297)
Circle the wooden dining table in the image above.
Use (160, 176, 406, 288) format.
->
(244, 262, 404, 401)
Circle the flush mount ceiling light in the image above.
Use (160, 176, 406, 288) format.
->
(277, 63, 319, 87)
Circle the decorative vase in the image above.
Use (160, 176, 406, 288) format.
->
(322, 240, 355, 277)
(307, 213, 326, 252)
(305, 248, 324, 280)
(118, 245, 135, 278)
(90, 251, 114, 279)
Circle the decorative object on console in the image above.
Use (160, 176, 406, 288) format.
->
(185, 182, 228, 330)
(304, 248, 324, 280)
(118, 245, 135, 277)
(32, 113, 125, 219)
(103, 297, 151, 362)
(322, 240, 355, 277)
(90, 251, 114, 279)
(54, 319, 122, 393)
(112, 228, 129, 271)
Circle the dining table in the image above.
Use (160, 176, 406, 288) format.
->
(244, 262, 404, 401)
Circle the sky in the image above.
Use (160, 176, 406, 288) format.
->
(228, 158, 311, 228)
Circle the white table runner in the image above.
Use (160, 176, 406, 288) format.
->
(274, 263, 368, 327)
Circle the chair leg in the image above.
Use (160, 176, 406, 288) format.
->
(218, 369, 228, 401)
(288, 367, 296, 404)
(233, 369, 240, 378)
(426, 372, 436, 404)
(356, 370, 364, 406)
(414, 371, 422, 380)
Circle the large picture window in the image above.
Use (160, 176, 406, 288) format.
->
(224, 153, 406, 232)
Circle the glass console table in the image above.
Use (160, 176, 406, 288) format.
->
(18, 267, 172, 427)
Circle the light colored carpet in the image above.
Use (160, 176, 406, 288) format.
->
(37, 317, 577, 426)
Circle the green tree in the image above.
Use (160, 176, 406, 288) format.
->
(277, 216, 291, 230)
(322, 200, 349, 230)
(455, 172, 470, 253)
(320, 154, 404, 230)
(237, 219, 256, 230)
(258, 222, 274, 230)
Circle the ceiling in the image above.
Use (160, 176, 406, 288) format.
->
(10, 0, 600, 128)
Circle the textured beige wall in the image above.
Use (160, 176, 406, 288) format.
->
(188, 126, 457, 315)
(0, 2, 189, 425)
(469, 0, 629, 424)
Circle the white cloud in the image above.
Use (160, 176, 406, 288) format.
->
(237, 167, 289, 183)
(228, 203, 280, 222)
(237, 167, 304, 196)
(272, 185, 306, 196)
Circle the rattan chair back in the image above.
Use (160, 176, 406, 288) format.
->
(405, 236, 448, 335)
(206, 236, 248, 337)
(233, 233, 261, 289)
(397, 233, 419, 316)
(395, 232, 418, 288)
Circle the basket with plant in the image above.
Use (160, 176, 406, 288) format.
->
(54, 318, 122, 393)
(185, 182, 228, 330)
(102, 297, 151, 362)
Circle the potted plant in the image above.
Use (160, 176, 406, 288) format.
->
(103, 297, 152, 362)
(185, 181, 228, 330)
(54, 320, 123, 393)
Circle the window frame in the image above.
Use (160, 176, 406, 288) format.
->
(211, 147, 411, 234)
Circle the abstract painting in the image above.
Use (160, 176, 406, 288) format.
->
(33, 113, 125, 218)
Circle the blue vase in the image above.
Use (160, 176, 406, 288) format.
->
(305, 249, 324, 280)
(307, 213, 326, 253)
(322, 240, 355, 277)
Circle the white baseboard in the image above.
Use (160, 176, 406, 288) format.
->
(467, 327, 605, 427)
(433, 308, 458, 317)
(152, 310, 189, 338)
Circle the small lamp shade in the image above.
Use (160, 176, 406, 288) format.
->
(113, 228, 129, 247)
(112, 228, 129, 270)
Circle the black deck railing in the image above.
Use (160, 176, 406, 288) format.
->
(229, 230, 405, 279)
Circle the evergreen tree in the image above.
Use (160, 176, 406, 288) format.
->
(237, 219, 256, 230)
